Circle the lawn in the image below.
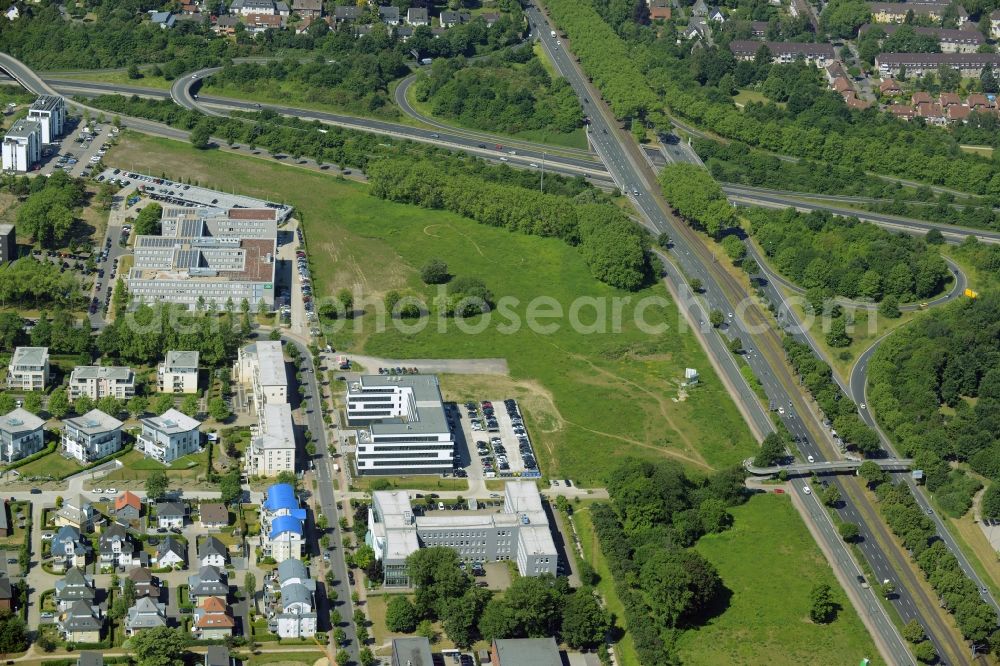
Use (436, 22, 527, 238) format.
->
(675, 493, 883, 666)
(0, 501, 31, 548)
(107, 133, 758, 485)
(349, 476, 469, 493)
(99, 448, 209, 483)
(243, 651, 326, 666)
(15, 450, 84, 480)
(734, 88, 776, 109)
(43, 68, 174, 90)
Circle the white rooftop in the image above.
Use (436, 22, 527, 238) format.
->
(64, 409, 123, 435)
(71, 365, 133, 381)
(11, 347, 48, 367)
(142, 408, 201, 434)
(0, 408, 45, 434)
(163, 351, 199, 371)
(261, 403, 294, 446)
(252, 341, 286, 387)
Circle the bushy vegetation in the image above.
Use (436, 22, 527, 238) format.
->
(414, 49, 582, 135)
(659, 163, 737, 238)
(747, 207, 951, 302)
(14, 170, 87, 249)
(367, 157, 651, 290)
(0, 259, 82, 309)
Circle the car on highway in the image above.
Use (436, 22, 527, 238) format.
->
(807, 455, 814, 463)
(803, 485, 811, 495)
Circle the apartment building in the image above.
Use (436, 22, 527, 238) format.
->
(728, 40, 836, 67)
(261, 483, 305, 563)
(347, 375, 454, 476)
(875, 52, 1000, 77)
(246, 403, 296, 477)
(1, 119, 41, 172)
(7, 346, 49, 391)
(266, 558, 317, 638)
(62, 409, 124, 463)
(368, 481, 558, 587)
(0, 408, 45, 463)
(868, 1, 968, 24)
(158, 351, 200, 394)
(858, 23, 983, 53)
(234, 340, 287, 410)
(26, 95, 66, 144)
(136, 409, 201, 463)
(68, 366, 136, 401)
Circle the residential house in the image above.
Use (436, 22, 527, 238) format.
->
(649, 0, 671, 20)
(729, 40, 835, 67)
(199, 502, 229, 530)
(912, 91, 933, 105)
(481, 12, 500, 27)
(407, 7, 428, 25)
(707, 6, 725, 22)
(889, 103, 917, 120)
(685, 17, 711, 41)
(948, 103, 972, 121)
(0, 501, 7, 539)
(261, 483, 305, 563)
(204, 646, 231, 666)
(6, 347, 49, 390)
(692, 0, 709, 15)
(125, 596, 167, 635)
(156, 501, 187, 529)
(55, 568, 96, 611)
(62, 409, 124, 464)
(150, 11, 176, 28)
(916, 101, 947, 124)
(137, 409, 201, 464)
(55, 496, 94, 532)
(158, 351, 199, 394)
(245, 13, 284, 35)
(246, 403, 295, 477)
(193, 596, 235, 639)
(333, 6, 361, 23)
(126, 567, 161, 599)
(879, 78, 902, 96)
(5, 5, 18, 21)
(114, 491, 143, 523)
(189, 565, 230, 599)
(967, 93, 992, 109)
(749, 20, 769, 37)
(68, 366, 136, 401)
(833, 77, 853, 94)
(490, 638, 562, 666)
(199, 536, 229, 568)
(51, 527, 91, 569)
(156, 536, 186, 568)
(58, 600, 103, 643)
(844, 93, 873, 110)
(875, 52, 1000, 77)
(0, 576, 12, 612)
(77, 654, 103, 666)
(230, 0, 289, 16)
(940, 92, 962, 107)
(440, 10, 470, 27)
(992, 9, 1000, 39)
(235, 341, 288, 410)
(267, 558, 317, 638)
(380, 6, 400, 25)
(0, 408, 45, 464)
(868, 1, 968, 25)
(291, 0, 322, 18)
(213, 15, 241, 35)
(99, 522, 135, 569)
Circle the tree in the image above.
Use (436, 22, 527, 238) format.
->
(821, 0, 872, 38)
(190, 121, 213, 150)
(690, 277, 703, 293)
(127, 396, 149, 418)
(808, 583, 837, 623)
(21, 392, 42, 415)
(244, 572, 256, 601)
(336, 649, 350, 666)
(561, 588, 610, 649)
(122, 577, 137, 608)
(180, 394, 199, 417)
(442, 587, 491, 648)
(902, 618, 925, 643)
(407, 547, 471, 618)
(698, 498, 732, 533)
(913, 640, 937, 663)
(925, 228, 945, 245)
(47, 388, 69, 419)
(337, 289, 354, 317)
(657, 232, 671, 248)
(0, 611, 27, 654)
(385, 596, 419, 633)
(359, 647, 376, 666)
(220, 470, 241, 504)
(878, 579, 895, 599)
(208, 397, 231, 422)
(754, 433, 786, 467)
(709, 310, 724, 327)
(0, 394, 12, 415)
(129, 626, 186, 666)
(826, 317, 851, 348)
(353, 544, 375, 571)
(838, 521, 860, 542)
(821, 484, 842, 507)
(858, 460, 888, 488)
(981, 484, 1000, 520)
(153, 393, 174, 415)
(145, 470, 169, 501)
(127, 63, 142, 79)
(420, 259, 450, 284)
(728, 336, 743, 354)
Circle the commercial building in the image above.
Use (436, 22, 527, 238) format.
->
(62, 409, 124, 463)
(158, 351, 200, 394)
(348, 375, 454, 476)
(392, 638, 433, 666)
(234, 340, 287, 410)
(266, 558, 317, 638)
(246, 403, 296, 477)
(260, 483, 306, 563)
(367, 481, 558, 587)
(7, 346, 49, 391)
(0, 224, 15, 263)
(491, 638, 561, 666)
(0, 408, 45, 463)
(2, 118, 41, 172)
(728, 40, 836, 67)
(875, 52, 1000, 77)
(127, 206, 278, 312)
(136, 409, 201, 463)
(26, 95, 66, 144)
(858, 23, 983, 53)
(68, 365, 136, 401)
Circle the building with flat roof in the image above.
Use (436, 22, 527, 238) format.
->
(392, 637, 433, 666)
(2, 118, 41, 172)
(62, 409, 124, 463)
(26, 95, 65, 144)
(0, 224, 14, 264)
(69, 366, 135, 400)
(234, 341, 287, 411)
(367, 481, 557, 587)
(7, 346, 49, 391)
(137, 409, 201, 463)
(0, 408, 45, 463)
(246, 402, 295, 477)
(491, 638, 561, 666)
(348, 375, 453, 476)
(158, 351, 200, 394)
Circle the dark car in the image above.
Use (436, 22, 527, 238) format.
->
(30, 488, 41, 494)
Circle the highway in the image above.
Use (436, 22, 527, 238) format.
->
(745, 458, 915, 476)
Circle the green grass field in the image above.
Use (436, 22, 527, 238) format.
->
(200, 76, 403, 121)
(107, 133, 757, 484)
(675, 493, 882, 666)
(16, 450, 83, 479)
(43, 68, 174, 90)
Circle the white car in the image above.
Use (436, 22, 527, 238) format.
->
(778, 407, 785, 415)
(859, 403, 867, 409)
(803, 486, 811, 495)
(41, 532, 54, 540)
(92, 488, 103, 494)
(107, 488, 117, 494)
(807, 455, 815, 463)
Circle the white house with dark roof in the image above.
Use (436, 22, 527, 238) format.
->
(198, 536, 229, 568)
(55, 568, 96, 611)
(125, 596, 167, 635)
(156, 501, 187, 529)
(51, 526, 91, 569)
(98, 522, 136, 568)
(137, 409, 201, 463)
(62, 409, 123, 463)
(189, 565, 230, 599)
(58, 600, 103, 643)
(407, 7, 428, 25)
(156, 536, 186, 568)
(6, 346, 49, 390)
(0, 408, 45, 463)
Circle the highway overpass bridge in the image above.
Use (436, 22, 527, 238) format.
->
(745, 458, 915, 476)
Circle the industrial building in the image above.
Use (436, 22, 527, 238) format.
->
(2, 118, 41, 172)
(367, 481, 558, 587)
(127, 206, 278, 312)
(26, 95, 66, 144)
(347, 374, 454, 476)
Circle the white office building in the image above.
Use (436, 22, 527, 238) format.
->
(367, 481, 558, 587)
(158, 351, 199, 394)
(0, 408, 45, 463)
(136, 409, 201, 463)
(62, 409, 124, 463)
(26, 95, 66, 144)
(2, 118, 41, 172)
(68, 366, 136, 401)
(7, 346, 49, 391)
(348, 375, 453, 476)
(234, 341, 287, 411)
(246, 403, 295, 477)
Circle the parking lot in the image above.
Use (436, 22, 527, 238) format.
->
(34, 117, 117, 179)
(454, 398, 540, 479)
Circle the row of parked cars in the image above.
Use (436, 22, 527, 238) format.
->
(297, 246, 316, 324)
